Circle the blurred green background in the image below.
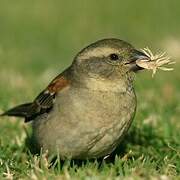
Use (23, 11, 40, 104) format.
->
(0, 0, 179, 178)
(0, 0, 180, 101)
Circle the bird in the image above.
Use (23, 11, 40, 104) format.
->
(1, 38, 149, 159)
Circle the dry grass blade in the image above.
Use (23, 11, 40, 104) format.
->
(136, 47, 175, 77)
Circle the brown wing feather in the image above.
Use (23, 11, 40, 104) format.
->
(32, 75, 70, 117)
(48, 75, 70, 93)
(1, 74, 70, 122)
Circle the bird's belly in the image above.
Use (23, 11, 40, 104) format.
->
(32, 87, 136, 159)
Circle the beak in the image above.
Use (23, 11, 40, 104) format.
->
(126, 49, 150, 72)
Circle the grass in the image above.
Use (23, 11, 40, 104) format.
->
(0, 0, 179, 179)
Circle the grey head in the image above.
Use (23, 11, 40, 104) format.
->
(70, 38, 149, 86)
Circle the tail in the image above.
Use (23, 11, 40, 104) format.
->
(1, 103, 39, 122)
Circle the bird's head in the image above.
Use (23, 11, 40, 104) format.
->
(71, 38, 149, 86)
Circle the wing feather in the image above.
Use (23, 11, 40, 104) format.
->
(1, 74, 70, 122)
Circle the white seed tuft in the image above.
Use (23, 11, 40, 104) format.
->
(136, 47, 175, 77)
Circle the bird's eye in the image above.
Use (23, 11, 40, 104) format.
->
(110, 53, 119, 61)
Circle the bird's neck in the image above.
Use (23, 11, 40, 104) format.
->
(66, 66, 135, 93)
(80, 76, 134, 93)
(71, 73, 134, 94)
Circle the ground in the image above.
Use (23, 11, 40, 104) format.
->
(0, 1, 179, 179)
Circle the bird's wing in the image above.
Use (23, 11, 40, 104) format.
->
(1, 73, 70, 122)
(28, 74, 70, 121)
(34, 74, 70, 110)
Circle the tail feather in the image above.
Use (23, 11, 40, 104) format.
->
(1, 103, 39, 122)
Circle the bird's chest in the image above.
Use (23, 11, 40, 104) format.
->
(53, 86, 136, 130)
(53, 87, 136, 157)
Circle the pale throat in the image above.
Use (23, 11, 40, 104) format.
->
(83, 75, 134, 93)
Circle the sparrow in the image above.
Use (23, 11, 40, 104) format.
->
(1, 38, 149, 159)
